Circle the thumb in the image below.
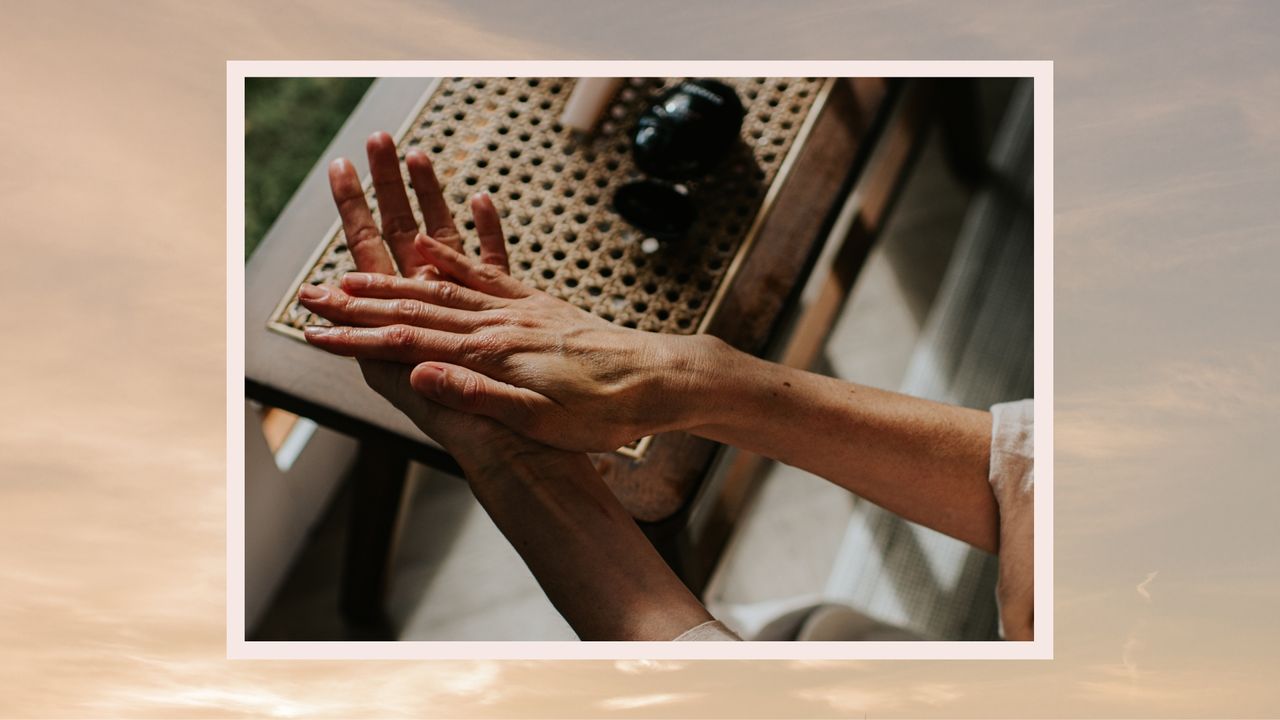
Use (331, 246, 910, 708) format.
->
(410, 362, 544, 432)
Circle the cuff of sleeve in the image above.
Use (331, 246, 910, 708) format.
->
(673, 619, 742, 641)
(989, 399, 1035, 641)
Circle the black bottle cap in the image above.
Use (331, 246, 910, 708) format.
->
(632, 78, 746, 180)
(612, 180, 696, 241)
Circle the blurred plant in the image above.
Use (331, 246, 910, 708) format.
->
(244, 77, 374, 259)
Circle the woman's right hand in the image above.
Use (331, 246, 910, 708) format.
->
(302, 232, 731, 453)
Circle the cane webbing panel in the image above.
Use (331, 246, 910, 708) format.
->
(270, 77, 827, 340)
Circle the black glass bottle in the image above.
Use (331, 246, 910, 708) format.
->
(613, 79, 746, 241)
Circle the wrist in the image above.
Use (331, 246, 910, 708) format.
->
(645, 333, 739, 432)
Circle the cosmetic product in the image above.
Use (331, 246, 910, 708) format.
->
(560, 78, 624, 133)
(613, 79, 746, 242)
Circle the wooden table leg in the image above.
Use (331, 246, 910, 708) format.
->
(339, 440, 409, 637)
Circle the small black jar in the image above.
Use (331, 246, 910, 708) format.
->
(632, 79, 746, 180)
(613, 79, 746, 241)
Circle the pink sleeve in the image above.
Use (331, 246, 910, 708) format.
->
(673, 619, 742, 641)
(990, 399, 1035, 640)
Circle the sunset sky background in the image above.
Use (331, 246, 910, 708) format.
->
(2, 1, 1279, 716)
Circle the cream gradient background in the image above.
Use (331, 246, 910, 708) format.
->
(2, 1, 1278, 716)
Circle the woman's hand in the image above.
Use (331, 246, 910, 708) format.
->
(329, 131, 507, 280)
(307, 133, 718, 640)
(302, 230, 726, 453)
(313, 131, 568, 475)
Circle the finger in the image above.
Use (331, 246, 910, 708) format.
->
(303, 324, 468, 365)
(358, 358, 449, 430)
(415, 233, 530, 299)
(339, 272, 503, 311)
(367, 132, 429, 276)
(410, 362, 545, 431)
(357, 358, 416, 407)
(470, 192, 511, 274)
(328, 158, 396, 275)
(405, 149, 464, 251)
(298, 284, 480, 333)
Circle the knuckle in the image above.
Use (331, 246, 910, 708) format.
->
(482, 309, 518, 327)
(335, 191, 363, 211)
(357, 273, 386, 291)
(502, 327, 539, 352)
(383, 324, 417, 349)
(432, 282, 459, 305)
(462, 332, 504, 363)
(471, 263, 501, 283)
(349, 225, 382, 247)
(334, 291, 357, 313)
(456, 372, 484, 407)
(491, 310, 539, 330)
(394, 298, 420, 318)
(383, 215, 417, 236)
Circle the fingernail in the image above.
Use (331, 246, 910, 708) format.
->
(304, 325, 333, 337)
(416, 364, 445, 394)
(298, 285, 328, 301)
(343, 273, 369, 289)
(329, 158, 348, 171)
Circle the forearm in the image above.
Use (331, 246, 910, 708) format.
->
(673, 337, 999, 554)
(463, 449, 713, 640)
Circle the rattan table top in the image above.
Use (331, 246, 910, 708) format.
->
(270, 77, 828, 340)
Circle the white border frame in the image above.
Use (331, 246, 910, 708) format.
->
(228, 60, 1053, 661)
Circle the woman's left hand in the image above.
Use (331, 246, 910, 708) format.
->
(309, 132, 572, 475)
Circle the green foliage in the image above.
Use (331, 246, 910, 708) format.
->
(244, 78, 374, 259)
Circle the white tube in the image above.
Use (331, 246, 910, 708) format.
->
(560, 78, 624, 133)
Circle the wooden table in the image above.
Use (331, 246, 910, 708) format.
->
(246, 77, 900, 629)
